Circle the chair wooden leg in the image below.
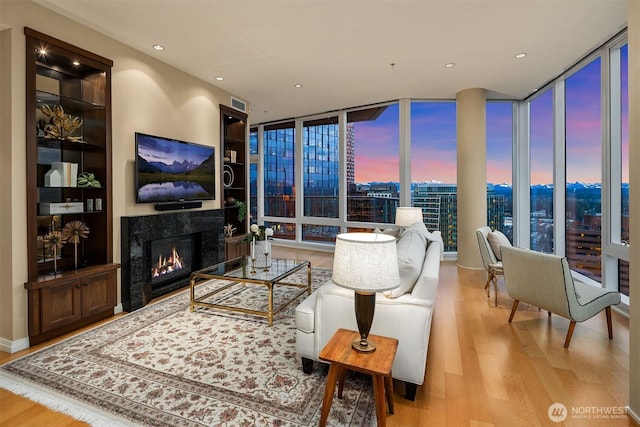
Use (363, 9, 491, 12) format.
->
(492, 277, 498, 307)
(564, 321, 577, 348)
(484, 273, 493, 297)
(508, 300, 519, 323)
(605, 306, 613, 339)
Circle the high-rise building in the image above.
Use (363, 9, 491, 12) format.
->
(413, 183, 458, 251)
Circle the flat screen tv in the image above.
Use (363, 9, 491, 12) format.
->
(135, 132, 215, 203)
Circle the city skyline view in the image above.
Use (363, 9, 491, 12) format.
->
(351, 46, 628, 186)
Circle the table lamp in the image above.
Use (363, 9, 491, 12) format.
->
(332, 233, 400, 352)
(395, 206, 423, 227)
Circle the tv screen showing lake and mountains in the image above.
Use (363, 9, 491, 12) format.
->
(135, 133, 215, 203)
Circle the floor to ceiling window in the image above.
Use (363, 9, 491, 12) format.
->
(486, 102, 513, 241)
(263, 121, 295, 238)
(410, 101, 457, 251)
(565, 57, 602, 282)
(249, 127, 258, 222)
(346, 103, 399, 225)
(302, 116, 340, 243)
(610, 41, 630, 297)
(529, 89, 554, 253)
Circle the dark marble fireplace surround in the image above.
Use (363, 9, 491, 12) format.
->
(121, 209, 224, 312)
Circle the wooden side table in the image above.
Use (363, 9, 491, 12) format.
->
(318, 328, 398, 427)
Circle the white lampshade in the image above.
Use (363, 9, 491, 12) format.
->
(332, 233, 400, 292)
(395, 207, 423, 227)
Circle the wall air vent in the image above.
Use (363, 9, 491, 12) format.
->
(230, 96, 247, 113)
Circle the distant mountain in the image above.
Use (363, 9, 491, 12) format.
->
(566, 182, 602, 192)
(149, 159, 199, 173)
(188, 153, 215, 175)
(137, 155, 162, 173)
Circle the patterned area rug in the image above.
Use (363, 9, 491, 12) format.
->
(1, 267, 377, 426)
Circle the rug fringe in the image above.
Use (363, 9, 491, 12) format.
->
(0, 371, 134, 426)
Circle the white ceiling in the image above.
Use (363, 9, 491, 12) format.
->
(37, 0, 627, 124)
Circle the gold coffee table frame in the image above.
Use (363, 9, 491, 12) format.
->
(190, 257, 311, 326)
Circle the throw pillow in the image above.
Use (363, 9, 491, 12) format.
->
(487, 230, 512, 261)
(384, 227, 427, 298)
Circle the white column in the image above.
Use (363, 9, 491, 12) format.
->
(456, 88, 487, 269)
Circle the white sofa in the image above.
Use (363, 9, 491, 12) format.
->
(295, 223, 442, 400)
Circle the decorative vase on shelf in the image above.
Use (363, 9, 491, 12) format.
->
(254, 240, 272, 268)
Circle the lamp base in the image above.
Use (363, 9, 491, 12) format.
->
(353, 291, 377, 353)
(352, 338, 376, 353)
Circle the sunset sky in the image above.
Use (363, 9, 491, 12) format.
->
(352, 46, 628, 186)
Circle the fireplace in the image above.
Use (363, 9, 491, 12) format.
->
(150, 235, 194, 290)
(121, 209, 224, 312)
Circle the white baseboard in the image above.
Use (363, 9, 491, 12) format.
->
(0, 336, 30, 354)
(627, 406, 640, 424)
(0, 305, 123, 355)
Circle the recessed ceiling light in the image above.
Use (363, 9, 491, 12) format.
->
(444, 63, 456, 68)
(294, 84, 303, 88)
(72, 60, 80, 66)
(37, 48, 47, 55)
(515, 52, 527, 59)
(215, 76, 224, 81)
(152, 44, 165, 51)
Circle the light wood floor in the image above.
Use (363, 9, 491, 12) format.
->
(1, 247, 635, 426)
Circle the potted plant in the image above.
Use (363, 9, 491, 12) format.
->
(234, 200, 247, 222)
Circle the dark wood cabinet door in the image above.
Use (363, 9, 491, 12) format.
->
(81, 270, 117, 318)
(40, 282, 82, 333)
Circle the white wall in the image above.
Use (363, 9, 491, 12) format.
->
(0, 0, 239, 349)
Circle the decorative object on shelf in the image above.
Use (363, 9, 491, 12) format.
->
(332, 232, 400, 352)
(39, 202, 83, 215)
(43, 168, 61, 187)
(224, 149, 237, 163)
(223, 164, 235, 188)
(40, 104, 83, 142)
(248, 224, 274, 269)
(95, 198, 103, 211)
(235, 200, 247, 222)
(39, 230, 66, 275)
(223, 223, 237, 238)
(77, 172, 101, 188)
(86, 199, 93, 212)
(45, 162, 78, 187)
(61, 220, 90, 269)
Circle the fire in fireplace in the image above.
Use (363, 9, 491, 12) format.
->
(150, 236, 193, 288)
(152, 245, 184, 278)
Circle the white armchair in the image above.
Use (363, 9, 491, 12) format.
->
(501, 246, 621, 348)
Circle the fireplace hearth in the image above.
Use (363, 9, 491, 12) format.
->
(121, 209, 224, 312)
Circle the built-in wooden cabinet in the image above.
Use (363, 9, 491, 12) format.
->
(24, 28, 119, 345)
(221, 105, 249, 260)
(30, 266, 117, 336)
(224, 234, 250, 260)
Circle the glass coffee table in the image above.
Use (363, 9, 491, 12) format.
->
(189, 257, 311, 326)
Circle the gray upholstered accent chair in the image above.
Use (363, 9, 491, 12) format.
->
(501, 246, 622, 348)
(476, 226, 503, 306)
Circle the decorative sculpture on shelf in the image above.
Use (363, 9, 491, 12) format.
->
(223, 223, 237, 238)
(39, 230, 65, 275)
(40, 104, 83, 142)
(61, 220, 90, 270)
